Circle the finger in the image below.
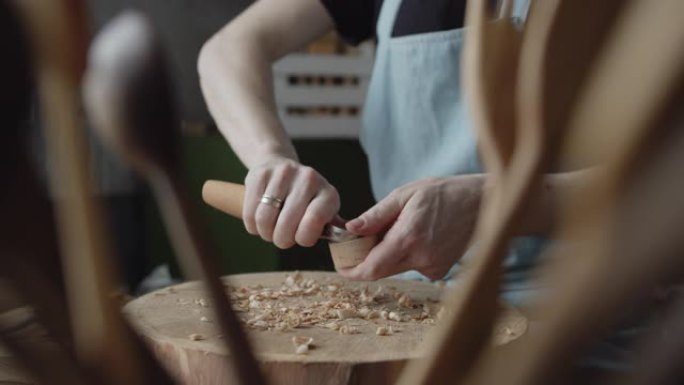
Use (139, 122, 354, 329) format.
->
(337, 242, 412, 281)
(345, 193, 403, 236)
(243, 171, 268, 235)
(337, 227, 412, 280)
(330, 214, 347, 228)
(255, 169, 293, 243)
(295, 188, 339, 247)
(272, 174, 320, 249)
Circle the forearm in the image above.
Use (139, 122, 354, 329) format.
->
(199, 36, 296, 168)
(197, 0, 334, 169)
(517, 169, 597, 236)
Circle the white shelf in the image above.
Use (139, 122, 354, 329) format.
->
(272, 43, 374, 139)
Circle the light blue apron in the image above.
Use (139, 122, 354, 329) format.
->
(359, 0, 644, 370)
(360, 0, 543, 306)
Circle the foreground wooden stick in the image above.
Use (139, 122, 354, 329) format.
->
(0, 326, 87, 385)
(12, 1, 162, 384)
(397, 1, 544, 384)
(469, 0, 684, 384)
(0, 4, 87, 384)
(83, 12, 266, 385)
(620, 286, 684, 385)
(0, 0, 75, 353)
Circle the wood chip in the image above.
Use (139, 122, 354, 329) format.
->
(397, 294, 413, 308)
(295, 344, 309, 354)
(336, 309, 357, 320)
(338, 325, 359, 335)
(188, 333, 204, 341)
(292, 336, 314, 355)
(388, 311, 404, 322)
(436, 307, 446, 320)
(365, 310, 380, 320)
(292, 336, 314, 347)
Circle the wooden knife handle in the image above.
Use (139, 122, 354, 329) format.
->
(202, 180, 245, 219)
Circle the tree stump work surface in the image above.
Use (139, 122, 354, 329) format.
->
(125, 272, 527, 385)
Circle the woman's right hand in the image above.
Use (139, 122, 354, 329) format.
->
(243, 156, 341, 249)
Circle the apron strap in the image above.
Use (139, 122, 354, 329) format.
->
(376, 0, 403, 39)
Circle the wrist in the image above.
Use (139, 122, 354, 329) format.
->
(249, 142, 299, 168)
(444, 173, 487, 217)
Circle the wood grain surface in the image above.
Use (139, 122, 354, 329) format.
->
(125, 272, 527, 385)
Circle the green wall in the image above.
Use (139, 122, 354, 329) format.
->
(145, 134, 277, 278)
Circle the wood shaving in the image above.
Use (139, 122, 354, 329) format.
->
(220, 273, 441, 335)
(365, 310, 380, 320)
(323, 321, 341, 331)
(295, 344, 309, 354)
(338, 325, 359, 335)
(388, 311, 404, 322)
(292, 335, 314, 355)
(397, 294, 413, 308)
(292, 336, 313, 346)
(376, 326, 394, 336)
(336, 309, 357, 320)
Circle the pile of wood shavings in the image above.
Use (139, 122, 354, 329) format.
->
(223, 272, 443, 334)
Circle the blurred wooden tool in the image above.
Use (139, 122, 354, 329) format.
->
(202, 180, 377, 269)
(83, 11, 265, 385)
(469, 0, 684, 384)
(10, 1, 169, 384)
(0, 4, 87, 383)
(0, 0, 74, 352)
(397, 1, 539, 383)
(460, 0, 626, 384)
(621, 285, 684, 385)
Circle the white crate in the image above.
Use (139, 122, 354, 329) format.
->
(272, 43, 375, 139)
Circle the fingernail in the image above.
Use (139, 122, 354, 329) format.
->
(346, 218, 365, 230)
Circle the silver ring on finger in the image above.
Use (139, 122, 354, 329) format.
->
(260, 194, 284, 210)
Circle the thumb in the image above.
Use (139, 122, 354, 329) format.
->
(346, 194, 403, 236)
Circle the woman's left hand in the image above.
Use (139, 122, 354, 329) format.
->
(338, 175, 484, 281)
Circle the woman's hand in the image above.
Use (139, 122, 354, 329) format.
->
(338, 175, 484, 280)
(243, 156, 340, 249)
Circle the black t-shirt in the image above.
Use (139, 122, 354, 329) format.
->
(320, 0, 467, 45)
